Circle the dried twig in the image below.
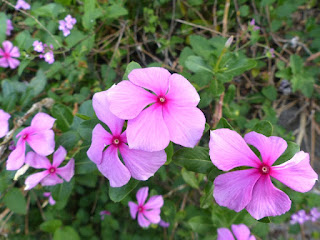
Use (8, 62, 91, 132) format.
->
(222, 0, 231, 37)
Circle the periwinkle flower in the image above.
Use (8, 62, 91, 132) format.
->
(0, 41, 20, 69)
(0, 109, 10, 138)
(217, 224, 256, 240)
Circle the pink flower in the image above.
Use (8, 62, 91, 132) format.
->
(0, 109, 10, 138)
(6, 20, 13, 36)
(44, 51, 54, 64)
(99, 210, 111, 220)
(24, 146, 74, 190)
(0, 41, 20, 69)
(58, 20, 70, 37)
(33, 40, 44, 53)
(6, 113, 55, 170)
(107, 67, 206, 152)
(128, 187, 164, 228)
(159, 220, 170, 228)
(209, 129, 318, 220)
(310, 208, 320, 222)
(290, 210, 309, 225)
(87, 91, 166, 187)
(43, 192, 56, 205)
(64, 15, 76, 29)
(15, 0, 30, 10)
(217, 224, 256, 240)
(249, 19, 260, 31)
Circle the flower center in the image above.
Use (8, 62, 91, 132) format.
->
(22, 134, 28, 140)
(138, 205, 144, 213)
(112, 138, 121, 147)
(158, 96, 166, 104)
(49, 167, 56, 174)
(3, 52, 10, 59)
(260, 165, 270, 174)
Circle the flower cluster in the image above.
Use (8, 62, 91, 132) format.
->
(217, 224, 255, 240)
(59, 15, 76, 37)
(15, 0, 30, 10)
(0, 41, 20, 69)
(32, 41, 55, 64)
(290, 208, 320, 225)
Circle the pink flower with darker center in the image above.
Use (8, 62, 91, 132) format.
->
(24, 146, 74, 190)
(107, 67, 206, 152)
(0, 109, 10, 138)
(43, 192, 56, 205)
(209, 129, 318, 220)
(6, 20, 13, 36)
(87, 90, 166, 187)
(6, 113, 55, 170)
(15, 0, 30, 10)
(128, 187, 164, 228)
(217, 224, 256, 240)
(0, 41, 20, 69)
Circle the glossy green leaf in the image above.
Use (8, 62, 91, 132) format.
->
(4, 188, 27, 215)
(109, 179, 139, 202)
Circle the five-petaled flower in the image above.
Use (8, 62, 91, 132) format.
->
(0, 109, 10, 138)
(24, 146, 74, 190)
(87, 91, 167, 187)
(6, 113, 55, 170)
(0, 41, 20, 69)
(107, 67, 206, 152)
(128, 187, 164, 228)
(209, 129, 318, 220)
(217, 224, 256, 240)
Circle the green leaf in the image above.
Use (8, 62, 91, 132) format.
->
(75, 113, 91, 121)
(28, 69, 47, 96)
(179, 47, 194, 66)
(109, 179, 139, 202)
(40, 219, 62, 233)
(56, 131, 80, 150)
(18, 60, 31, 76)
(51, 180, 74, 210)
(165, 142, 174, 165)
(185, 56, 213, 73)
(32, 3, 65, 18)
(262, 86, 277, 101)
(54, 226, 80, 240)
(189, 35, 213, 60)
(188, 216, 214, 234)
(215, 117, 233, 130)
(105, 4, 128, 19)
(51, 104, 74, 132)
(3, 188, 27, 215)
(276, 141, 300, 165)
(75, 148, 97, 174)
(82, 0, 103, 29)
(204, 123, 210, 133)
(209, 77, 225, 97)
(65, 29, 86, 48)
(181, 168, 199, 188)
(252, 120, 273, 137)
(0, 13, 7, 44)
(172, 147, 213, 174)
(291, 74, 314, 98)
(290, 55, 303, 75)
(258, 216, 271, 223)
(123, 61, 141, 80)
(200, 182, 214, 209)
(78, 119, 100, 140)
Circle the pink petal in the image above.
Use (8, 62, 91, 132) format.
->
(0, 109, 10, 138)
(209, 129, 261, 171)
(163, 104, 205, 148)
(217, 228, 235, 240)
(143, 208, 161, 224)
(128, 67, 171, 96)
(56, 158, 74, 181)
(231, 224, 254, 240)
(213, 169, 261, 212)
(270, 151, 318, 192)
(119, 144, 166, 181)
(0, 58, 9, 68)
(49, 196, 56, 205)
(136, 187, 149, 206)
(126, 104, 170, 152)
(144, 195, 164, 210)
(6, 139, 26, 170)
(87, 124, 113, 165)
(31, 113, 56, 130)
(10, 47, 20, 58)
(166, 73, 200, 107)
(92, 91, 124, 136)
(97, 145, 131, 187)
(244, 132, 287, 166)
(128, 201, 138, 219)
(41, 174, 64, 186)
(8, 58, 20, 69)
(2, 41, 13, 53)
(246, 175, 291, 220)
(52, 146, 67, 167)
(25, 151, 51, 169)
(24, 170, 48, 190)
(27, 130, 55, 156)
(137, 212, 151, 228)
(107, 81, 156, 120)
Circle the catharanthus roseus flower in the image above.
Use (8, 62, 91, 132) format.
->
(24, 146, 74, 190)
(128, 187, 164, 228)
(6, 19, 13, 36)
(58, 15, 76, 37)
(33, 40, 44, 53)
(217, 224, 256, 240)
(249, 19, 260, 31)
(0, 109, 10, 138)
(290, 210, 309, 225)
(100, 210, 111, 220)
(209, 129, 318, 220)
(43, 192, 56, 205)
(107, 67, 206, 152)
(6, 113, 55, 170)
(0, 41, 20, 69)
(87, 91, 166, 187)
(15, 0, 30, 10)
(310, 208, 320, 222)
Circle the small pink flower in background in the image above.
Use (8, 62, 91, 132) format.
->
(310, 208, 320, 222)
(290, 210, 309, 225)
(15, 0, 30, 10)
(65, 15, 76, 29)
(33, 40, 44, 53)
(0, 109, 10, 138)
(87, 91, 166, 187)
(99, 210, 111, 220)
(59, 15, 76, 37)
(128, 187, 164, 228)
(159, 219, 170, 228)
(0, 41, 20, 69)
(44, 51, 54, 64)
(43, 192, 56, 205)
(6, 112, 55, 170)
(6, 19, 13, 36)
(107, 67, 206, 152)
(249, 19, 260, 31)
(58, 20, 70, 37)
(269, 48, 275, 58)
(209, 129, 318, 220)
(217, 224, 256, 240)
(24, 146, 74, 190)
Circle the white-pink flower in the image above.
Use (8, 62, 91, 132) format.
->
(33, 40, 44, 53)
(0, 41, 20, 69)
(0, 109, 10, 138)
